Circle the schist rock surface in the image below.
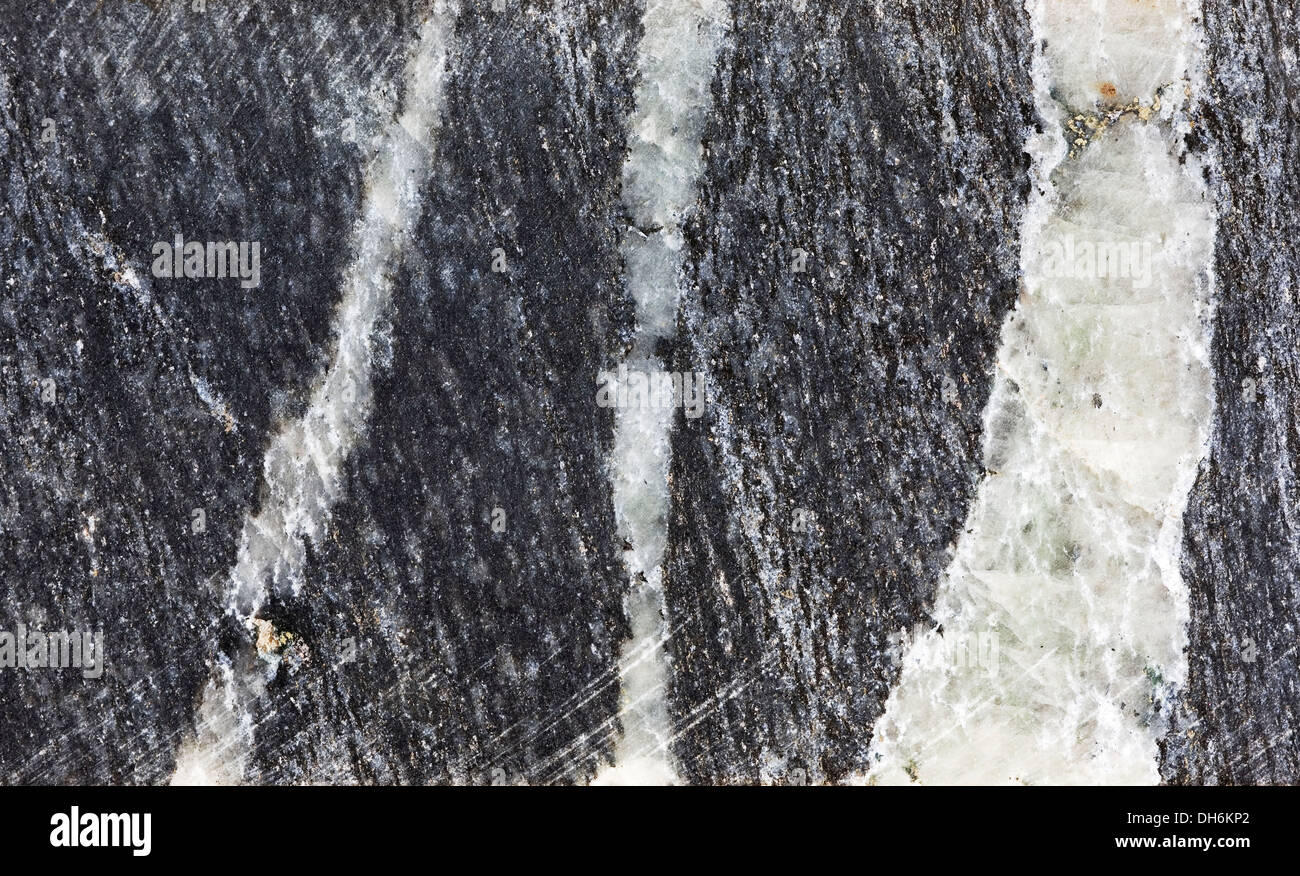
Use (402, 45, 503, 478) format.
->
(1158, 0, 1300, 785)
(0, 0, 1296, 786)
(0, 0, 410, 782)
(243, 1, 640, 785)
(661, 0, 1035, 784)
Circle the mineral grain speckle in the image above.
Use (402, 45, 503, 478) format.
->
(0, 0, 1296, 786)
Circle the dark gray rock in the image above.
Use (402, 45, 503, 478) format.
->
(246, 1, 640, 784)
(662, 0, 1036, 783)
(1159, 0, 1300, 785)
(6, 0, 1299, 788)
(0, 0, 410, 782)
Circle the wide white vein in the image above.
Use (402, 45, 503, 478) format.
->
(863, 0, 1216, 785)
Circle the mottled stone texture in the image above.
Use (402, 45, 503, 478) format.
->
(247, 2, 639, 784)
(662, 0, 1035, 783)
(0, 1, 409, 781)
(20, 0, 1300, 788)
(1160, 0, 1300, 785)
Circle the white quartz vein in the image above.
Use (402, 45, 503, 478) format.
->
(592, 0, 729, 786)
(863, 0, 1217, 785)
(169, 2, 458, 785)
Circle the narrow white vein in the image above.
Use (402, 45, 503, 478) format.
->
(170, 2, 459, 785)
(592, 0, 728, 786)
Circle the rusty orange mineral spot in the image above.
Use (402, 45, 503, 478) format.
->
(1099, 82, 1118, 99)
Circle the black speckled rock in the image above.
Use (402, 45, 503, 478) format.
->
(0, 0, 410, 782)
(6, 0, 1300, 788)
(661, 0, 1036, 783)
(246, 1, 640, 785)
(1159, 0, 1300, 785)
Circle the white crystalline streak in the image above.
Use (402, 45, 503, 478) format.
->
(863, 0, 1216, 784)
(169, 3, 459, 785)
(593, 0, 728, 786)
